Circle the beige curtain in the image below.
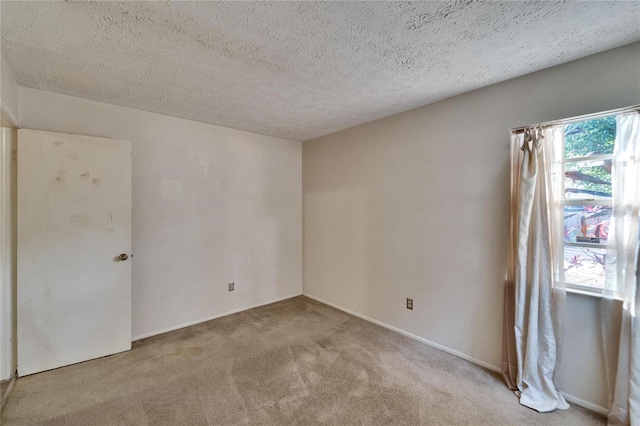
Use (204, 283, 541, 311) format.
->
(503, 125, 568, 412)
(601, 111, 640, 426)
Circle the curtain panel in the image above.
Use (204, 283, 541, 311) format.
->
(602, 111, 640, 426)
(503, 125, 569, 412)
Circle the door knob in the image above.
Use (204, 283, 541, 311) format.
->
(118, 253, 128, 261)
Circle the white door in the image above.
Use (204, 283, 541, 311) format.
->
(17, 129, 131, 376)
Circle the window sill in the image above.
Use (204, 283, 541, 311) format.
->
(565, 287, 625, 303)
(565, 286, 602, 298)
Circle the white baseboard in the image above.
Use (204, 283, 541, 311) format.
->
(302, 292, 501, 373)
(302, 292, 609, 416)
(561, 392, 608, 416)
(132, 292, 302, 341)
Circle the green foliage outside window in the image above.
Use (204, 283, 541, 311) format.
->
(564, 116, 616, 157)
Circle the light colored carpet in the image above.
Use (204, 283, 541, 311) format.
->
(2, 296, 605, 425)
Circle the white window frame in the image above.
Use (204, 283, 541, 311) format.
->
(559, 113, 618, 296)
(513, 105, 640, 297)
(559, 123, 614, 295)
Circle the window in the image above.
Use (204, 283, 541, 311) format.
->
(561, 116, 615, 292)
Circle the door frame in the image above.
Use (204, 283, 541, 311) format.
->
(1, 107, 18, 407)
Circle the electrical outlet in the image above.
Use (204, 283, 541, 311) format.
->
(228, 282, 234, 292)
(406, 298, 413, 310)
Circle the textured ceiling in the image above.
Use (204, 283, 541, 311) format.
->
(1, 1, 639, 141)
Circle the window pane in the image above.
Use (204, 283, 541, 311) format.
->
(565, 160, 612, 199)
(563, 246, 606, 289)
(564, 205, 611, 244)
(564, 117, 616, 158)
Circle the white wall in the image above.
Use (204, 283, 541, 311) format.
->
(303, 42, 640, 411)
(19, 87, 302, 339)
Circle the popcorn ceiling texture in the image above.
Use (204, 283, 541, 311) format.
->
(1, 1, 639, 141)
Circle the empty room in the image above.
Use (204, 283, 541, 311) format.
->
(1, 1, 639, 425)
